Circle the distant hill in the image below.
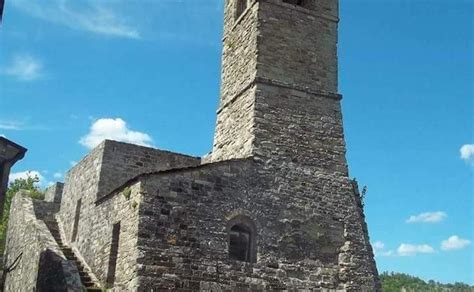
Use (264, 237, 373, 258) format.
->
(380, 272, 474, 292)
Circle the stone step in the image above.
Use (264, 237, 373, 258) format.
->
(83, 281, 96, 288)
(75, 263, 86, 272)
(74, 262, 84, 269)
(65, 256, 76, 261)
(80, 275, 92, 282)
(43, 219, 102, 291)
(79, 271, 89, 277)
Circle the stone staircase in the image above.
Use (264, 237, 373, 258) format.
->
(44, 219, 102, 292)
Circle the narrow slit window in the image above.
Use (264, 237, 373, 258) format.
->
(229, 225, 252, 262)
(235, 0, 247, 20)
(106, 222, 121, 287)
(71, 198, 81, 242)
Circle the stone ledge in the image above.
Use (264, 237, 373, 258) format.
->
(255, 76, 342, 100)
(217, 76, 342, 114)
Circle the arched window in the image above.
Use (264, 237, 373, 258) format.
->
(229, 225, 251, 261)
(235, 0, 247, 20)
(227, 215, 257, 262)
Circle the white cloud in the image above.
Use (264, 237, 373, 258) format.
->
(372, 241, 395, 257)
(397, 243, 435, 256)
(10, 0, 140, 39)
(9, 170, 47, 187)
(79, 118, 153, 149)
(460, 144, 474, 163)
(1, 54, 43, 81)
(0, 120, 48, 131)
(441, 236, 471, 251)
(53, 172, 63, 179)
(373, 241, 385, 250)
(406, 211, 447, 223)
(0, 121, 23, 130)
(373, 241, 397, 257)
(380, 250, 394, 257)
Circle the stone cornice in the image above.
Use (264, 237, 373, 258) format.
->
(217, 76, 342, 114)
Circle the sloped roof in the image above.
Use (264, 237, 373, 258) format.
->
(0, 137, 27, 164)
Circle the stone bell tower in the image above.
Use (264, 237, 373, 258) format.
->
(211, 1, 380, 289)
(212, 0, 347, 174)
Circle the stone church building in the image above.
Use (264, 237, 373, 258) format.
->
(4, 0, 380, 291)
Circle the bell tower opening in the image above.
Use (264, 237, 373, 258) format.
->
(282, 0, 308, 8)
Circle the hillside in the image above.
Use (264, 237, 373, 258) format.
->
(381, 272, 474, 292)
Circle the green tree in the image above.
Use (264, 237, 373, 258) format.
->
(380, 272, 474, 292)
(0, 174, 44, 254)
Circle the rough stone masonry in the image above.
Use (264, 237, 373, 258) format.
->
(4, 0, 380, 291)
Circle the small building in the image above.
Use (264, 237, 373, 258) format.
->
(0, 137, 27, 217)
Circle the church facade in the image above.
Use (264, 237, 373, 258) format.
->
(4, 0, 380, 291)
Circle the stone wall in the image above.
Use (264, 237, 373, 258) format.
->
(58, 166, 142, 290)
(253, 82, 348, 173)
(134, 158, 378, 291)
(212, 85, 256, 162)
(58, 142, 104, 245)
(57, 140, 200, 289)
(212, 0, 259, 161)
(97, 140, 201, 201)
(257, 0, 339, 93)
(220, 0, 259, 106)
(44, 182, 64, 204)
(3, 192, 82, 292)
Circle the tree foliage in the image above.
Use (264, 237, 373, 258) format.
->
(0, 174, 44, 254)
(380, 272, 474, 292)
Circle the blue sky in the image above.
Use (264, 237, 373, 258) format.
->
(0, 0, 472, 285)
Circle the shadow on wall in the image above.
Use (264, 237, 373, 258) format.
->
(36, 249, 68, 292)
